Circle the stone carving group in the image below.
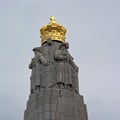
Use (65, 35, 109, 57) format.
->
(29, 42, 79, 94)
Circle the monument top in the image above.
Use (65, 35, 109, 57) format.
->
(40, 16, 67, 44)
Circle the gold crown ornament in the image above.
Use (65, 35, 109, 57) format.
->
(40, 16, 67, 44)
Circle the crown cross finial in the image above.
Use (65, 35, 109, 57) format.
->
(50, 16, 56, 23)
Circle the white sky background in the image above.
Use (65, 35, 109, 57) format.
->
(0, 0, 120, 120)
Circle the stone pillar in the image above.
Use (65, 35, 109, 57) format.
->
(24, 41, 88, 120)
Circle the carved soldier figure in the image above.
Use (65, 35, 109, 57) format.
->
(69, 59, 79, 92)
(29, 47, 48, 94)
(54, 43, 72, 90)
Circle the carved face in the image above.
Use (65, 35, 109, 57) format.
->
(34, 50, 40, 55)
(60, 45, 66, 50)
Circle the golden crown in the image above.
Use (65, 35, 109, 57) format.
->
(40, 16, 67, 44)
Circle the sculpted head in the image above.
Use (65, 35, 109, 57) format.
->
(59, 42, 69, 50)
(33, 47, 41, 55)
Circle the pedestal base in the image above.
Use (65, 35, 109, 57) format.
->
(24, 88, 88, 120)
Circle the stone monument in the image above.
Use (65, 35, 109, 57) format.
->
(24, 16, 88, 120)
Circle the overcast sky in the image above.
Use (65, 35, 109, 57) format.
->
(0, 0, 120, 120)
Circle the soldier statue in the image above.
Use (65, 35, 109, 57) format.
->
(55, 43, 73, 90)
(29, 47, 48, 94)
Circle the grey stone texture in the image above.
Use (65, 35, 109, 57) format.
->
(24, 39, 88, 120)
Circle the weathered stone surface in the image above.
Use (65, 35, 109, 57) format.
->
(24, 40, 88, 120)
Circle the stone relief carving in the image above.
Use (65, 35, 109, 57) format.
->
(29, 47, 48, 94)
(29, 42, 79, 93)
(70, 60, 79, 92)
(54, 43, 73, 90)
(68, 52, 79, 92)
(54, 42, 79, 92)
